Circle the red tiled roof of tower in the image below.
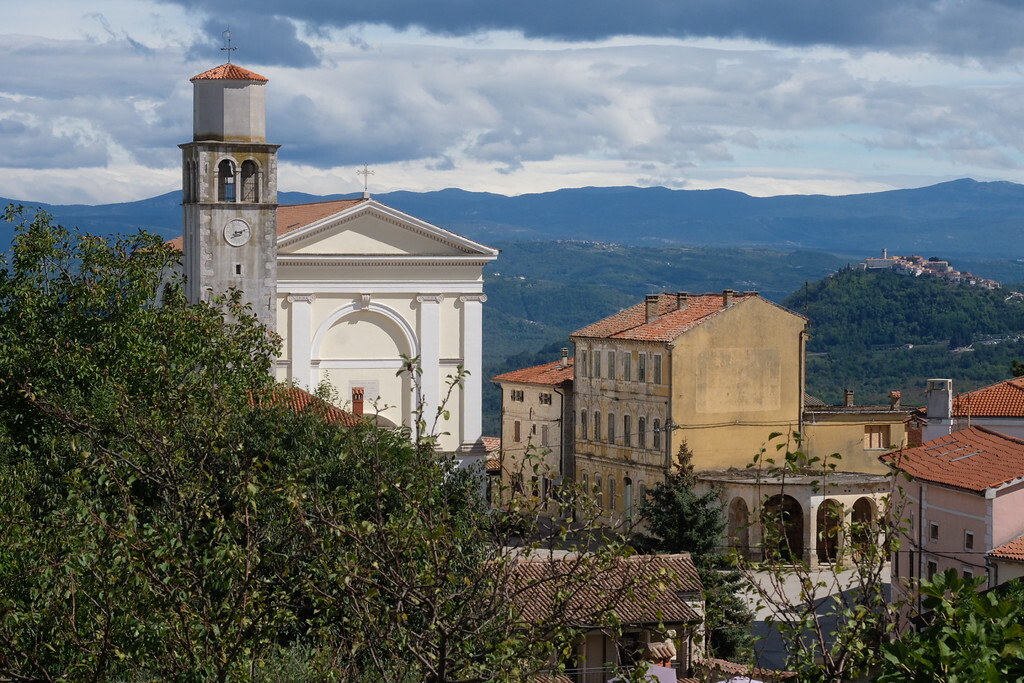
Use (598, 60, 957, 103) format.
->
(990, 535, 1024, 562)
(492, 358, 574, 386)
(880, 426, 1024, 492)
(952, 377, 1024, 417)
(571, 292, 755, 342)
(191, 64, 269, 83)
(166, 198, 369, 251)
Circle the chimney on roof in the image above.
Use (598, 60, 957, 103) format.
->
(844, 389, 854, 407)
(560, 347, 569, 368)
(676, 292, 688, 310)
(722, 289, 735, 307)
(645, 294, 660, 323)
(352, 387, 364, 417)
(926, 379, 953, 421)
(883, 248, 888, 259)
(889, 390, 901, 410)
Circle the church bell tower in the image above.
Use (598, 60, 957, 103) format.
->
(180, 63, 279, 331)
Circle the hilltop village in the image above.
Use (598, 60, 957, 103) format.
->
(7, 59, 1024, 681)
(175, 62, 1024, 679)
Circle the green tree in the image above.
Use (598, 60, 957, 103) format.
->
(0, 208, 644, 682)
(632, 443, 755, 662)
(877, 571, 1024, 682)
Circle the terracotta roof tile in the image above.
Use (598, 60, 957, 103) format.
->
(262, 386, 361, 426)
(166, 199, 369, 251)
(191, 63, 269, 82)
(953, 377, 1024, 417)
(512, 554, 702, 627)
(483, 436, 502, 473)
(571, 292, 758, 342)
(492, 358, 574, 386)
(990, 535, 1024, 562)
(880, 426, 1024, 492)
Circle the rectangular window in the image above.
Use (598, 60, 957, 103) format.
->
(653, 354, 662, 384)
(963, 568, 973, 580)
(927, 560, 938, 580)
(593, 352, 601, 379)
(965, 531, 974, 551)
(580, 410, 588, 440)
(607, 414, 616, 444)
(539, 392, 553, 405)
(623, 352, 631, 381)
(607, 350, 615, 379)
(594, 412, 601, 441)
(513, 420, 521, 443)
(623, 415, 631, 446)
(930, 522, 939, 542)
(580, 350, 588, 378)
(864, 425, 890, 449)
(638, 354, 647, 382)
(541, 424, 549, 446)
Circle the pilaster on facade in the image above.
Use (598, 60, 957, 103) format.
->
(286, 293, 315, 388)
(460, 293, 486, 449)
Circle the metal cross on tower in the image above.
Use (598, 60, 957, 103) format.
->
(357, 163, 375, 196)
(221, 30, 237, 63)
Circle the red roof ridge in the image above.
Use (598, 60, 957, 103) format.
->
(191, 63, 268, 83)
(990, 534, 1024, 562)
(492, 357, 574, 385)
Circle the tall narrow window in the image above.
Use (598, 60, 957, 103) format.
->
(623, 415, 631, 446)
(593, 352, 601, 379)
(638, 354, 647, 382)
(653, 354, 663, 384)
(594, 412, 601, 442)
(607, 413, 616, 444)
(595, 474, 604, 508)
(623, 352, 631, 381)
(638, 417, 647, 448)
(965, 531, 974, 551)
(624, 478, 634, 521)
(581, 410, 588, 440)
(241, 160, 259, 202)
(609, 477, 618, 512)
(513, 420, 521, 443)
(653, 418, 662, 450)
(217, 159, 236, 202)
(580, 350, 588, 378)
(607, 350, 615, 379)
(541, 424, 549, 446)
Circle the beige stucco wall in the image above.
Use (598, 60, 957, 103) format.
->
(802, 414, 908, 474)
(495, 381, 565, 507)
(669, 297, 806, 470)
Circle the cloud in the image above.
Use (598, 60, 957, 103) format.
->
(186, 15, 320, 67)
(158, 0, 1024, 56)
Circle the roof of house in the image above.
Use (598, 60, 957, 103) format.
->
(953, 377, 1024, 418)
(482, 436, 501, 474)
(263, 385, 361, 427)
(191, 63, 269, 83)
(166, 198, 369, 252)
(880, 425, 1024, 492)
(990, 535, 1024, 563)
(492, 358, 574, 386)
(570, 291, 801, 343)
(512, 553, 702, 628)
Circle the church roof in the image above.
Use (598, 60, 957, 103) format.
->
(191, 63, 269, 83)
(277, 199, 367, 237)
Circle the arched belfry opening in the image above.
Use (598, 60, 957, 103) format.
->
(218, 159, 236, 202)
(241, 160, 259, 202)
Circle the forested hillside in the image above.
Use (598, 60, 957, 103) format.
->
(786, 270, 1024, 406)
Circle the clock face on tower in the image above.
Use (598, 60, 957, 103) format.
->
(224, 219, 252, 247)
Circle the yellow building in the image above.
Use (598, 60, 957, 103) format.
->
(801, 390, 909, 474)
(570, 291, 808, 515)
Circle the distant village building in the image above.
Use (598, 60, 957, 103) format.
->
(858, 249, 1000, 289)
(175, 62, 497, 463)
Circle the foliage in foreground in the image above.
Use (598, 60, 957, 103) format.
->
(877, 571, 1024, 682)
(0, 208, 643, 682)
(632, 443, 755, 662)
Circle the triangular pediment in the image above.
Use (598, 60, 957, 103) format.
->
(277, 200, 497, 258)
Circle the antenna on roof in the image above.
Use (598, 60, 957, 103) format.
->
(357, 163, 375, 199)
(221, 30, 237, 63)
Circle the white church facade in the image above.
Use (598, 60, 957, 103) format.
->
(177, 62, 498, 462)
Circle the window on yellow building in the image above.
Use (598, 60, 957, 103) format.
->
(607, 413, 616, 444)
(623, 414, 631, 446)
(653, 418, 662, 450)
(594, 412, 601, 441)
(653, 354, 662, 384)
(638, 417, 646, 447)
(623, 352, 631, 381)
(607, 350, 615, 379)
(581, 410, 588, 440)
(638, 354, 647, 382)
(864, 424, 890, 449)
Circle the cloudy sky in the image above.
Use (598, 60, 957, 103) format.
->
(5, 0, 1024, 204)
